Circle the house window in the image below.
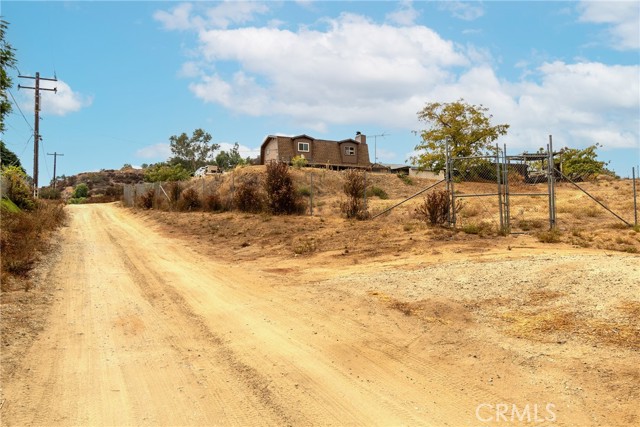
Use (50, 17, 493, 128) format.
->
(345, 146, 356, 156)
(298, 142, 310, 152)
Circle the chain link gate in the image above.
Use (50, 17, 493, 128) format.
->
(447, 141, 556, 234)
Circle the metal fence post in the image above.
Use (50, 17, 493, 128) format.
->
(310, 172, 314, 216)
(547, 135, 556, 229)
(503, 143, 511, 233)
(496, 143, 504, 233)
(633, 166, 638, 227)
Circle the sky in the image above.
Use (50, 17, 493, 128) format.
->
(1, 0, 639, 182)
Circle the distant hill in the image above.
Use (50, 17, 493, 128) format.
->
(58, 168, 145, 201)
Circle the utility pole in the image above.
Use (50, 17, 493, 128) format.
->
(370, 132, 389, 165)
(47, 152, 64, 189)
(18, 72, 57, 197)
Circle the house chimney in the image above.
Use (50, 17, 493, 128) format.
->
(355, 132, 366, 144)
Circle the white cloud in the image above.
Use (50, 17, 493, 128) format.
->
(157, 5, 639, 158)
(386, 1, 420, 26)
(22, 80, 92, 116)
(154, 3, 194, 31)
(135, 143, 172, 159)
(154, 1, 269, 31)
(188, 13, 466, 129)
(439, 1, 485, 21)
(578, 1, 640, 50)
(218, 142, 260, 159)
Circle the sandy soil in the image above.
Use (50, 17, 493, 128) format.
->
(1, 203, 638, 426)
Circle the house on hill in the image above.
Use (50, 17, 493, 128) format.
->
(260, 132, 371, 169)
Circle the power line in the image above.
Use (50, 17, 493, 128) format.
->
(47, 152, 64, 189)
(18, 72, 57, 197)
(7, 88, 33, 131)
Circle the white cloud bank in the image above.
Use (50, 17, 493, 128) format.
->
(22, 80, 92, 116)
(578, 1, 640, 50)
(155, 3, 639, 155)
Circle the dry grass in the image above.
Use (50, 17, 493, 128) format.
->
(1, 200, 67, 291)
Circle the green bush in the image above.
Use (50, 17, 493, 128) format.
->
(73, 183, 89, 198)
(39, 187, 61, 200)
(366, 185, 388, 199)
(68, 197, 87, 204)
(143, 163, 191, 182)
(397, 173, 414, 185)
(1, 165, 35, 211)
(291, 155, 308, 169)
(297, 186, 312, 197)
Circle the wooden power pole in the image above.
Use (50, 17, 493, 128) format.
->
(47, 152, 64, 189)
(18, 72, 57, 197)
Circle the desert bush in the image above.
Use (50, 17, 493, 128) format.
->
(397, 173, 414, 185)
(1, 165, 35, 210)
(39, 187, 61, 200)
(291, 155, 308, 169)
(537, 228, 562, 243)
(167, 182, 182, 207)
(415, 189, 456, 225)
(73, 183, 89, 198)
(139, 188, 155, 209)
(265, 162, 304, 215)
(366, 185, 389, 199)
(177, 188, 202, 211)
(68, 197, 86, 204)
(234, 177, 264, 213)
(204, 192, 224, 211)
(298, 186, 312, 197)
(341, 169, 369, 220)
(1, 200, 66, 290)
(461, 221, 494, 236)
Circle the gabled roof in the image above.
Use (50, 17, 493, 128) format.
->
(291, 134, 315, 140)
(337, 139, 358, 144)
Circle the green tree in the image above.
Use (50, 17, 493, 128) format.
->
(1, 165, 35, 210)
(73, 183, 89, 198)
(1, 20, 17, 134)
(169, 129, 219, 173)
(560, 144, 611, 181)
(215, 142, 248, 171)
(143, 162, 191, 182)
(412, 99, 509, 173)
(1, 141, 24, 172)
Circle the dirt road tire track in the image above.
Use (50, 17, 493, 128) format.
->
(2, 204, 637, 426)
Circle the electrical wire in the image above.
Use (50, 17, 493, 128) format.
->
(40, 137, 52, 183)
(7, 88, 33, 131)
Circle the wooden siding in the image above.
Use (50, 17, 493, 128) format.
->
(260, 134, 371, 169)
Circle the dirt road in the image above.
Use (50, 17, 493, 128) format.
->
(2, 204, 638, 426)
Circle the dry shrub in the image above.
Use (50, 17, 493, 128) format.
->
(1, 201, 67, 290)
(234, 177, 264, 213)
(265, 162, 304, 215)
(537, 228, 562, 243)
(177, 188, 202, 211)
(167, 182, 183, 207)
(138, 188, 155, 209)
(204, 192, 224, 212)
(341, 169, 369, 220)
(415, 189, 455, 225)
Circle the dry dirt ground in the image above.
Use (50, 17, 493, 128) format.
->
(1, 203, 638, 426)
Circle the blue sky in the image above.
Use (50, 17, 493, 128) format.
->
(2, 1, 639, 181)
